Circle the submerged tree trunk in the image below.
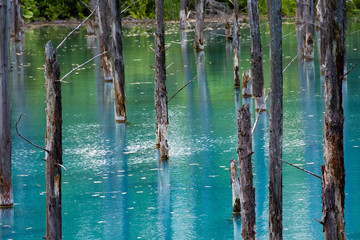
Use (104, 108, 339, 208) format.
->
(316, 0, 326, 74)
(302, 0, 314, 60)
(86, 0, 96, 35)
(0, 0, 13, 208)
(295, 0, 304, 26)
(233, 0, 240, 88)
(155, 0, 169, 160)
(242, 69, 252, 97)
(238, 104, 256, 239)
(179, 0, 187, 30)
(98, 0, 113, 82)
(267, 0, 283, 239)
(13, 0, 23, 42)
(321, 0, 346, 238)
(111, 0, 127, 123)
(194, 0, 205, 51)
(225, 20, 232, 40)
(230, 159, 241, 214)
(44, 41, 62, 240)
(248, 0, 266, 111)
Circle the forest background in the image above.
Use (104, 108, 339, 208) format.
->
(21, 0, 360, 22)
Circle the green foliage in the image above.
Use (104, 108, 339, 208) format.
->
(164, 0, 180, 21)
(347, 0, 360, 14)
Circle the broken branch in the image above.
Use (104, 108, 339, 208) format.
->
(168, 75, 198, 102)
(342, 63, 356, 79)
(281, 159, 321, 179)
(283, 53, 299, 73)
(121, 0, 140, 13)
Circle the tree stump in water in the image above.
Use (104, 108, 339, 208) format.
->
(194, 0, 205, 51)
(242, 70, 252, 97)
(230, 159, 241, 214)
(225, 21, 232, 40)
(179, 0, 187, 30)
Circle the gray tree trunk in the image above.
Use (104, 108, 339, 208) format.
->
(316, 0, 326, 74)
(295, 0, 304, 26)
(194, 0, 205, 51)
(0, 0, 13, 208)
(248, 0, 266, 111)
(44, 41, 62, 240)
(86, 0, 96, 35)
(321, 0, 346, 238)
(233, 0, 240, 88)
(13, 0, 23, 42)
(267, 0, 283, 239)
(242, 69, 252, 97)
(230, 159, 241, 214)
(111, 0, 127, 123)
(238, 104, 256, 239)
(179, 0, 187, 30)
(155, 0, 169, 160)
(98, 0, 113, 82)
(302, 0, 314, 60)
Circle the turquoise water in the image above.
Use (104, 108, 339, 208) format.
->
(1, 20, 360, 239)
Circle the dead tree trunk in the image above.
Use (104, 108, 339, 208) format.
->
(194, 0, 205, 51)
(295, 0, 304, 26)
(302, 0, 314, 60)
(238, 104, 256, 240)
(0, 0, 13, 208)
(86, 0, 97, 35)
(13, 0, 23, 42)
(242, 69, 252, 97)
(111, 0, 127, 123)
(316, 0, 325, 74)
(233, 0, 240, 88)
(248, 0, 266, 111)
(267, 0, 283, 238)
(225, 20, 232, 39)
(230, 159, 241, 214)
(179, 0, 187, 30)
(98, 0, 113, 82)
(44, 41, 62, 240)
(321, 0, 346, 238)
(155, 0, 169, 160)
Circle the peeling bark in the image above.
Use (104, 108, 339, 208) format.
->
(98, 0, 113, 82)
(248, 0, 265, 111)
(230, 159, 241, 214)
(302, 0, 314, 60)
(233, 0, 240, 88)
(179, 0, 187, 30)
(111, 0, 127, 123)
(322, 0, 346, 238)
(267, 0, 283, 238)
(242, 70, 252, 97)
(194, 0, 205, 51)
(155, 0, 169, 160)
(13, 0, 23, 42)
(44, 41, 62, 240)
(0, 0, 13, 208)
(238, 104, 256, 240)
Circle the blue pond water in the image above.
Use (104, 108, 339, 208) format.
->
(1, 20, 360, 239)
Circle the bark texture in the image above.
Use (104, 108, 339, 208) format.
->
(0, 0, 13, 208)
(295, 0, 304, 26)
(302, 0, 314, 60)
(242, 69, 252, 97)
(230, 159, 241, 214)
(248, 0, 265, 111)
(322, 0, 346, 238)
(233, 0, 240, 88)
(238, 104, 256, 239)
(98, 0, 113, 82)
(225, 21, 232, 39)
(179, 0, 187, 30)
(194, 0, 205, 51)
(267, 0, 283, 239)
(13, 0, 23, 42)
(316, 0, 326, 74)
(111, 0, 127, 123)
(44, 41, 62, 240)
(155, 0, 169, 160)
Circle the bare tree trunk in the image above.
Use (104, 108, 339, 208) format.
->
(238, 104, 256, 239)
(233, 0, 240, 88)
(230, 159, 241, 214)
(242, 69, 252, 97)
(13, 0, 23, 42)
(44, 41, 62, 240)
(86, 0, 96, 35)
(295, 0, 304, 26)
(316, 0, 325, 74)
(321, 0, 346, 238)
(179, 0, 187, 30)
(267, 0, 283, 238)
(0, 0, 13, 208)
(194, 0, 205, 51)
(302, 0, 314, 60)
(224, 20, 232, 39)
(248, 0, 266, 111)
(155, 0, 169, 160)
(111, 0, 127, 123)
(98, 0, 113, 82)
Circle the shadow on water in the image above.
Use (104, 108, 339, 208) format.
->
(157, 160, 171, 239)
(232, 214, 241, 240)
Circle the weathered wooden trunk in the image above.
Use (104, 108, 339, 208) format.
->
(179, 0, 187, 30)
(295, 0, 304, 26)
(44, 41, 62, 240)
(248, 0, 266, 111)
(224, 20, 232, 40)
(155, 0, 169, 160)
(194, 0, 205, 51)
(233, 0, 240, 88)
(242, 70, 252, 97)
(238, 104, 256, 240)
(267, 0, 283, 239)
(98, 0, 113, 82)
(111, 0, 127, 123)
(302, 0, 314, 60)
(316, 0, 326, 74)
(13, 0, 23, 42)
(230, 159, 241, 214)
(321, 0, 346, 238)
(0, 0, 13, 208)
(86, 0, 97, 35)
